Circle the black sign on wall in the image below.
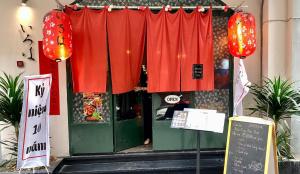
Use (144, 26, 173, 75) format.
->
(193, 64, 203, 79)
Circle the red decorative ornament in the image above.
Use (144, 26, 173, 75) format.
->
(228, 12, 256, 58)
(138, 6, 146, 11)
(42, 10, 72, 62)
(223, 5, 229, 12)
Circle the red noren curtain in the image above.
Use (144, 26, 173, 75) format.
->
(66, 7, 108, 93)
(107, 9, 146, 94)
(146, 9, 181, 93)
(181, 8, 214, 91)
(146, 8, 214, 93)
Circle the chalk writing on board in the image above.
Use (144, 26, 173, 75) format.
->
(226, 121, 269, 174)
(249, 161, 263, 172)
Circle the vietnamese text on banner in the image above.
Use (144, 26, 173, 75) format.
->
(17, 74, 52, 169)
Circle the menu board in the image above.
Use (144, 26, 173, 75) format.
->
(170, 109, 225, 133)
(224, 116, 278, 174)
(183, 109, 225, 133)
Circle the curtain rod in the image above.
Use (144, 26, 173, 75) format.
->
(74, 4, 248, 10)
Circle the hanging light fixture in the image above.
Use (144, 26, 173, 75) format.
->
(42, 9, 72, 62)
(228, 12, 256, 59)
(18, 0, 33, 25)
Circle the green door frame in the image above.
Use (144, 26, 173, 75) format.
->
(66, 61, 114, 155)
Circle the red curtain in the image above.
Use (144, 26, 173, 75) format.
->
(181, 8, 214, 91)
(146, 9, 181, 93)
(146, 8, 214, 93)
(66, 7, 108, 93)
(107, 9, 146, 94)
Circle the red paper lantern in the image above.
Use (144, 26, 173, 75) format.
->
(43, 10, 72, 62)
(228, 12, 256, 58)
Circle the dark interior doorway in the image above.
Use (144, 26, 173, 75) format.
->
(142, 92, 153, 146)
(114, 63, 153, 153)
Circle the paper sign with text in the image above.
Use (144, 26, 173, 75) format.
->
(183, 109, 225, 133)
(17, 74, 51, 169)
(171, 111, 189, 128)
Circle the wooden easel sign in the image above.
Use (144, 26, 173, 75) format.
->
(223, 116, 279, 174)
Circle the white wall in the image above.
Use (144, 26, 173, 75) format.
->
(0, 0, 73, 159)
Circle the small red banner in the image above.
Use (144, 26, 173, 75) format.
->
(38, 41, 60, 115)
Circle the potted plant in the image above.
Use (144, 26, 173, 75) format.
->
(0, 73, 23, 168)
(249, 77, 300, 173)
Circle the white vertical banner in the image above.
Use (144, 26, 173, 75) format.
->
(233, 59, 251, 115)
(17, 74, 52, 169)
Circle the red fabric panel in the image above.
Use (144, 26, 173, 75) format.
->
(38, 41, 60, 115)
(66, 7, 107, 93)
(146, 9, 181, 93)
(107, 9, 146, 94)
(181, 8, 214, 91)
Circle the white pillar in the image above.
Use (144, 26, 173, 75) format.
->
(262, 0, 287, 78)
(286, 0, 300, 160)
(263, 0, 300, 160)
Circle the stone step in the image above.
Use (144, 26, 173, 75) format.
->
(53, 150, 225, 174)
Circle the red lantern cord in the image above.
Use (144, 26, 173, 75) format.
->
(42, 10, 72, 62)
(228, 12, 256, 58)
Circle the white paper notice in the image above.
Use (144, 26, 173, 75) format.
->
(183, 109, 225, 133)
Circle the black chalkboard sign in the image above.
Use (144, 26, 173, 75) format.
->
(224, 116, 278, 174)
